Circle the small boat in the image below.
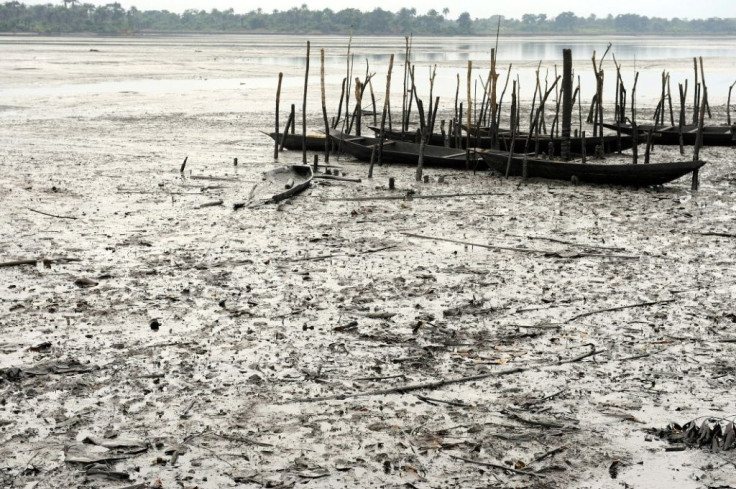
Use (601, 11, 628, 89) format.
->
(330, 129, 487, 170)
(478, 151, 705, 187)
(263, 165, 313, 202)
(262, 131, 329, 152)
(368, 126, 447, 146)
(466, 125, 634, 155)
(599, 122, 736, 146)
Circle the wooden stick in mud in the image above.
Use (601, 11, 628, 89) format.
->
(274, 73, 282, 160)
(369, 53, 394, 179)
(466, 60, 472, 169)
(728, 80, 736, 126)
(344, 28, 353, 128)
(320, 49, 330, 163)
(692, 87, 707, 191)
(368, 78, 377, 126)
(693, 58, 699, 125)
(631, 72, 639, 164)
(428, 64, 437, 133)
(667, 74, 675, 126)
(429, 96, 440, 137)
(561, 49, 573, 161)
(301, 42, 310, 164)
(402, 35, 410, 132)
(678, 82, 687, 155)
(27, 207, 78, 220)
(180, 156, 188, 173)
(495, 63, 512, 149)
(290, 348, 606, 403)
(644, 129, 653, 164)
(290, 104, 295, 134)
(489, 49, 500, 149)
(280, 109, 294, 151)
(333, 78, 346, 129)
(505, 80, 517, 178)
(454, 73, 460, 122)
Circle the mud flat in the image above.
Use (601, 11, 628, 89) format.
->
(1, 36, 736, 488)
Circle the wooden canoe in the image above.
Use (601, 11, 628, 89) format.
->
(330, 129, 488, 170)
(478, 150, 706, 187)
(465, 124, 634, 155)
(263, 165, 313, 203)
(599, 122, 736, 146)
(262, 131, 329, 152)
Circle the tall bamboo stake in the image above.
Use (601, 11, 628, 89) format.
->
(370, 54, 394, 179)
(466, 60, 472, 169)
(505, 80, 517, 178)
(727, 80, 736, 126)
(693, 58, 699, 125)
(301, 42, 310, 164)
(667, 74, 675, 126)
(333, 78, 346, 129)
(692, 86, 706, 191)
(402, 36, 410, 133)
(678, 81, 687, 155)
(274, 72, 283, 160)
(320, 49, 330, 163)
(631, 72, 639, 164)
(561, 49, 573, 161)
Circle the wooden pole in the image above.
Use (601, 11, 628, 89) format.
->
(466, 60, 472, 169)
(667, 74, 675, 126)
(505, 80, 517, 178)
(631, 72, 639, 165)
(369, 53, 394, 179)
(692, 86, 707, 191)
(693, 58, 699, 125)
(320, 48, 330, 163)
(302, 42, 310, 164)
(561, 48, 573, 161)
(333, 78, 346, 129)
(402, 35, 410, 133)
(678, 81, 687, 155)
(274, 72, 283, 160)
(727, 80, 736, 126)
(280, 109, 294, 151)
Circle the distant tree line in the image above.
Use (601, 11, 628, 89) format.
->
(1, 2, 734, 35)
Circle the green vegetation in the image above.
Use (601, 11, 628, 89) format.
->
(1, 2, 734, 35)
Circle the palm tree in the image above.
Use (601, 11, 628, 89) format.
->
(442, 8, 449, 19)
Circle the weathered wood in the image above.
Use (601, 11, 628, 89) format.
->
(302, 42, 310, 164)
(320, 49, 330, 163)
(561, 49, 573, 161)
(370, 54, 394, 179)
(275, 73, 283, 160)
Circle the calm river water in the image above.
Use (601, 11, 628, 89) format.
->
(1, 34, 735, 115)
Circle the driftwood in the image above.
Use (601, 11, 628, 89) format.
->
(290, 349, 605, 403)
(565, 299, 675, 323)
(27, 207, 78, 220)
(402, 233, 638, 259)
(0, 257, 80, 268)
(324, 191, 506, 202)
(312, 174, 361, 183)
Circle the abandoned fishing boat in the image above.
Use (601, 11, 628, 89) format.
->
(599, 122, 736, 146)
(478, 151, 705, 187)
(466, 125, 634, 155)
(330, 129, 487, 170)
(262, 131, 329, 152)
(263, 165, 313, 203)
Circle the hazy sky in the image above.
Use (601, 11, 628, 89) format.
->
(23, 0, 736, 19)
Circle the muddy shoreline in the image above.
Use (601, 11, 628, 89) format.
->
(1, 36, 736, 488)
